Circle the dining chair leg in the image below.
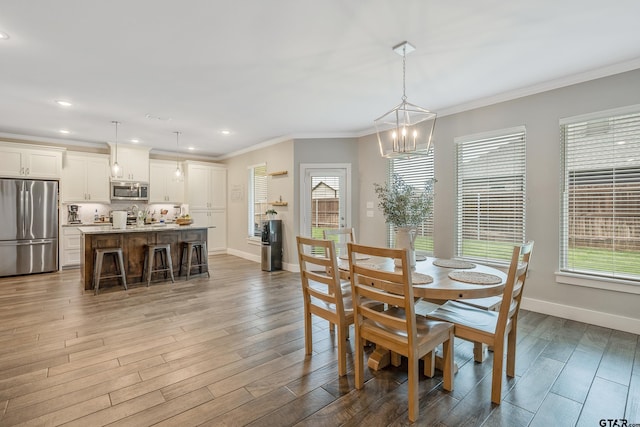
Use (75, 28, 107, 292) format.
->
(354, 331, 365, 389)
(442, 333, 454, 392)
(408, 356, 419, 422)
(337, 324, 348, 376)
(423, 351, 435, 377)
(474, 342, 488, 362)
(506, 326, 517, 377)
(304, 306, 313, 356)
(491, 339, 505, 404)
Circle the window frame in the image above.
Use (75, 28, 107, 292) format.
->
(454, 126, 527, 265)
(247, 163, 268, 241)
(387, 148, 435, 256)
(558, 105, 640, 287)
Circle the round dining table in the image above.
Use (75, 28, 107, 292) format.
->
(337, 255, 507, 370)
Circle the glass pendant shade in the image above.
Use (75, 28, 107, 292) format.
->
(173, 131, 183, 182)
(375, 101, 436, 158)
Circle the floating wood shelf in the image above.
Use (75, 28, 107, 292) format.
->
(270, 201, 288, 206)
(268, 170, 288, 176)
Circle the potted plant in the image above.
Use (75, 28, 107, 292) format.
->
(374, 174, 433, 266)
(265, 209, 278, 220)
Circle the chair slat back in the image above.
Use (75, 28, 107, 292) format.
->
(347, 243, 417, 346)
(323, 228, 356, 257)
(296, 236, 345, 316)
(495, 241, 534, 336)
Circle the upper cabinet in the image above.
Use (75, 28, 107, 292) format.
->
(109, 144, 150, 182)
(0, 141, 63, 179)
(185, 161, 226, 210)
(149, 159, 185, 203)
(62, 152, 110, 203)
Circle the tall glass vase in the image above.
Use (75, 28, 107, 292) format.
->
(395, 227, 417, 267)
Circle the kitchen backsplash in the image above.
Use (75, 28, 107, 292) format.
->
(61, 202, 182, 225)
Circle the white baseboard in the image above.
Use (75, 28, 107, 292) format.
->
(521, 297, 640, 334)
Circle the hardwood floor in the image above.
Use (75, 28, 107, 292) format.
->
(0, 254, 638, 426)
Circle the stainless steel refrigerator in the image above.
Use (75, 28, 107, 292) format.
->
(0, 179, 58, 277)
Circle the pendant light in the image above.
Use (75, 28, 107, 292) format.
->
(111, 120, 122, 178)
(374, 41, 436, 159)
(173, 131, 183, 181)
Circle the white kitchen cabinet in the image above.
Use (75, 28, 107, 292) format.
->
(61, 226, 81, 267)
(109, 144, 150, 182)
(0, 141, 63, 179)
(62, 152, 110, 203)
(149, 160, 185, 203)
(185, 161, 226, 209)
(191, 209, 226, 253)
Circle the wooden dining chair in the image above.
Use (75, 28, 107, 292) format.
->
(296, 236, 354, 377)
(347, 243, 454, 423)
(425, 240, 534, 404)
(323, 227, 356, 258)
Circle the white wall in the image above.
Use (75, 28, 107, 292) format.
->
(357, 68, 640, 333)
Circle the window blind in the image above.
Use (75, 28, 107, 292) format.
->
(455, 127, 526, 263)
(560, 110, 640, 282)
(388, 150, 435, 254)
(248, 164, 268, 237)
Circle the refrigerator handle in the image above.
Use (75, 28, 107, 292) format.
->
(24, 186, 30, 238)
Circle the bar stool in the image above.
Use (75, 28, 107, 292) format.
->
(93, 248, 127, 295)
(179, 241, 210, 280)
(142, 244, 175, 286)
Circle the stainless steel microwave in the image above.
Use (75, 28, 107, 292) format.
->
(110, 181, 149, 201)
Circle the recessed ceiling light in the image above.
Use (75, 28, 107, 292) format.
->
(55, 100, 72, 107)
(130, 138, 140, 143)
(0, 32, 9, 40)
(220, 130, 231, 135)
(188, 147, 195, 151)
(59, 129, 71, 134)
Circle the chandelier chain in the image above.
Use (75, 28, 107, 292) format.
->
(402, 44, 407, 102)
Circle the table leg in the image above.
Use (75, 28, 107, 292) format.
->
(367, 346, 459, 374)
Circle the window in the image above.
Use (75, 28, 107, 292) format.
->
(388, 151, 435, 255)
(560, 108, 640, 282)
(455, 127, 526, 263)
(248, 163, 268, 238)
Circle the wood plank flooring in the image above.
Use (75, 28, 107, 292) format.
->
(0, 254, 638, 426)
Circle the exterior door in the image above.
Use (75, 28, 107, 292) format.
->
(300, 164, 351, 240)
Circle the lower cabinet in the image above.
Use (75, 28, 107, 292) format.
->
(190, 209, 226, 253)
(61, 227, 81, 267)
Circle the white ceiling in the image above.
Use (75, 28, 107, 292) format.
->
(1, 1, 640, 159)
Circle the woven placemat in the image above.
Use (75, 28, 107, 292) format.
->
(411, 272, 433, 284)
(433, 258, 476, 269)
(338, 260, 382, 271)
(448, 270, 502, 285)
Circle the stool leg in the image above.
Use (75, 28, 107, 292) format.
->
(179, 245, 185, 278)
(94, 252, 103, 295)
(117, 250, 128, 290)
(147, 247, 154, 287)
(202, 242, 210, 278)
(166, 247, 175, 283)
(186, 244, 193, 281)
(160, 250, 167, 280)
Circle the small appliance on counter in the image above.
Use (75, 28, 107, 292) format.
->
(67, 204, 81, 224)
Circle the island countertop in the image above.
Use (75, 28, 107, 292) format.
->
(80, 225, 210, 290)
(78, 224, 211, 234)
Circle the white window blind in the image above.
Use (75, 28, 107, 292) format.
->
(560, 109, 640, 282)
(455, 127, 526, 263)
(388, 151, 435, 255)
(248, 164, 268, 238)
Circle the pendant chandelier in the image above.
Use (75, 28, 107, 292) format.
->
(111, 120, 122, 178)
(374, 41, 436, 159)
(173, 131, 183, 181)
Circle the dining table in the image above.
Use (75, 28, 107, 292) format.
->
(337, 254, 507, 370)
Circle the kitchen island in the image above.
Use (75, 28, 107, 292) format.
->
(79, 224, 209, 291)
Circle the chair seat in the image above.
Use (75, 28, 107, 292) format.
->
(361, 307, 453, 349)
(427, 300, 500, 335)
